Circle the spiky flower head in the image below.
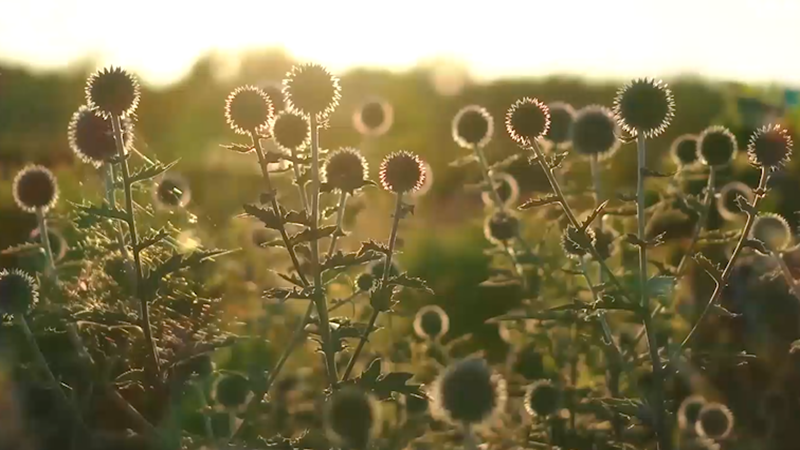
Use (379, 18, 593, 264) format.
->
(571, 105, 621, 159)
(696, 403, 734, 440)
(452, 105, 494, 149)
(613, 78, 675, 138)
(154, 174, 191, 209)
(750, 213, 792, 253)
(356, 273, 376, 292)
(323, 148, 369, 193)
(430, 358, 507, 425)
(698, 126, 738, 168)
(13, 165, 59, 213)
(481, 172, 519, 208)
(325, 387, 380, 449)
(85, 66, 141, 119)
(283, 63, 341, 120)
(747, 124, 793, 169)
(505, 98, 551, 146)
(543, 102, 576, 147)
(225, 85, 274, 135)
(0, 269, 39, 316)
(68, 106, 133, 167)
(213, 373, 251, 409)
(354, 98, 394, 136)
(272, 109, 310, 151)
(671, 134, 700, 168)
(413, 305, 450, 340)
(379, 151, 426, 194)
(484, 211, 520, 245)
(717, 181, 754, 221)
(524, 380, 562, 418)
(678, 395, 706, 432)
(561, 225, 597, 259)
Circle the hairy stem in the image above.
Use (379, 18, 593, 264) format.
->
(104, 164, 129, 258)
(290, 147, 310, 213)
(36, 208, 57, 277)
(326, 190, 348, 258)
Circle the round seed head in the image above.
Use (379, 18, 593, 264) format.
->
(571, 105, 621, 159)
(379, 151, 426, 194)
(430, 358, 507, 425)
(354, 98, 394, 136)
(678, 395, 706, 431)
(356, 273, 376, 292)
(213, 373, 251, 409)
(225, 85, 274, 135)
(13, 165, 59, 213)
(452, 105, 494, 149)
(283, 63, 342, 120)
(481, 172, 520, 208)
(561, 225, 596, 259)
(525, 380, 562, 417)
(323, 148, 369, 193)
(68, 106, 133, 167)
(85, 66, 141, 119)
(29, 226, 68, 263)
(543, 102, 575, 147)
(325, 387, 380, 450)
(154, 174, 191, 209)
(696, 403, 734, 440)
(512, 344, 546, 380)
(698, 126, 738, 168)
(484, 211, 520, 245)
(0, 269, 39, 316)
(505, 98, 551, 146)
(593, 225, 619, 260)
(671, 134, 699, 168)
(748, 124, 793, 169)
(272, 110, 310, 151)
(717, 182, 754, 221)
(613, 78, 675, 138)
(413, 305, 450, 340)
(750, 213, 792, 253)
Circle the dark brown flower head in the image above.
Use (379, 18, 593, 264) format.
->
(671, 134, 699, 168)
(696, 403, 734, 440)
(225, 85, 274, 135)
(272, 110, 310, 151)
(571, 105, 620, 159)
(484, 211, 520, 245)
(379, 151, 426, 194)
(13, 165, 59, 213)
(154, 174, 191, 209)
(354, 98, 394, 136)
(717, 181, 755, 221)
(506, 97, 551, 146)
(283, 63, 342, 120)
(678, 395, 706, 431)
(323, 148, 369, 193)
(213, 373, 251, 409)
(698, 126, 737, 168)
(525, 380, 562, 417)
(481, 172, 519, 208)
(613, 78, 675, 138)
(325, 387, 379, 450)
(0, 269, 39, 316)
(68, 105, 133, 166)
(748, 124, 793, 169)
(413, 305, 450, 340)
(750, 213, 792, 253)
(452, 105, 494, 149)
(561, 225, 597, 258)
(431, 358, 507, 425)
(85, 66, 141, 119)
(543, 102, 576, 147)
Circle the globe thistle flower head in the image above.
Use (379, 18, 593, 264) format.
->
(571, 105, 621, 159)
(154, 174, 191, 209)
(696, 403, 734, 441)
(505, 97, 551, 146)
(543, 102, 576, 147)
(524, 380, 562, 418)
(748, 123, 793, 169)
(452, 105, 494, 149)
(430, 358, 507, 425)
(698, 126, 738, 168)
(717, 182, 754, 221)
(283, 63, 342, 120)
(379, 151, 427, 194)
(212, 373, 251, 409)
(225, 85, 274, 135)
(323, 148, 369, 193)
(613, 78, 675, 138)
(561, 225, 597, 259)
(678, 395, 706, 432)
(671, 134, 700, 168)
(354, 98, 394, 136)
(484, 211, 520, 245)
(13, 165, 59, 213)
(325, 387, 380, 450)
(85, 66, 141, 119)
(512, 344, 546, 380)
(481, 172, 520, 208)
(68, 105, 133, 167)
(272, 109, 310, 151)
(356, 272, 376, 292)
(0, 269, 39, 316)
(413, 305, 450, 340)
(750, 213, 792, 253)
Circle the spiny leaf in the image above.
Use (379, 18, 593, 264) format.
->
(1, 242, 42, 256)
(519, 194, 559, 210)
(549, 151, 569, 169)
(487, 153, 522, 171)
(76, 203, 129, 227)
(642, 167, 674, 178)
(386, 273, 434, 294)
(220, 143, 254, 153)
(129, 160, 179, 184)
(357, 240, 389, 257)
(358, 358, 382, 387)
(136, 228, 169, 252)
(734, 193, 757, 215)
(693, 253, 722, 283)
(283, 210, 311, 226)
(580, 199, 609, 231)
(243, 204, 283, 230)
(143, 249, 231, 298)
(743, 238, 770, 255)
(290, 226, 337, 246)
(322, 250, 383, 272)
(276, 272, 304, 287)
(264, 287, 310, 302)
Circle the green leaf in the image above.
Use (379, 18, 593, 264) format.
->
(290, 226, 337, 246)
(264, 287, 310, 301)
(321, 250, 383, 273)
(220, 143, 254, 153)
(386, 273, 433, 294)
(358, 358, 382, 387)
(743, 238, 770, 255)
(647, 276, 675, 300)
(243, 204, 283, 230)
(76, 203, 129, 227)
(693, 253, 722, 283)
(580, 199, 609, 231)
(129, 160, 179, 184)
(357, 240, 389, 257)
(1, 242, 42, 256)
(143, 249, 231, 299)
(136, 228, 169, 252)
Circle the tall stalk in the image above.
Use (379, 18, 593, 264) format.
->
(327, 190, 348, 258)
(290, 147, 310, 213)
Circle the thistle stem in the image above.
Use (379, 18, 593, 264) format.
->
(36, 208, 57, 277)
(290, 148, 310, 214)
(590, 154, 603, 209)
(104, 164, 129, 258)
(111, 115, 162, 381)
(326, 190, 349, 258)
(342, 193, 404, 381)
(676, 167, 716, 276)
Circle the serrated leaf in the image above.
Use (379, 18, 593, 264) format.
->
(1, 242, 42, 256)
(220, 143, 254, 153)
(283, 210, 311, 226)
(357, 240, 389, 257)
(359, 358, 382, 387)
(487, 153, 522, 171)
(76, 203, 129, 228)
(580, 199, 609, 231)
(276, 272, 304, 287)
(693, 253, 722, 282)
(743, 238, 770, 255)
(549, 151, 569, 169)
(386, 273, 433, 294)
(243, 204, 283, 230)
(136, 228, 169, 252)
(290, 226, 337, 246)
(264, 287, 310, 301)
(143, 249, 231, 298)
(322, 250, 383, 272)
(734, 193, 756, 215)
(519, 194, 559, 210)
(129, 160, 179, 184)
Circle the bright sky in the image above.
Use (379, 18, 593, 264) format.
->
(2, 0, 799, 87)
